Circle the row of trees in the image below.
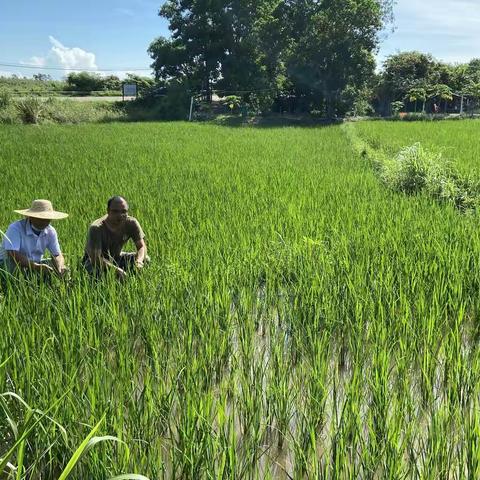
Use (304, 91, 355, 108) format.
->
(1, 72, 155, 95)
(148, 0, 395, 117)
(64, 72, 154, 93)
(375, 52, 480, 115)
(147, 1, 480, 117)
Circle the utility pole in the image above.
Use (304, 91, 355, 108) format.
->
(189, 96, 194, 121)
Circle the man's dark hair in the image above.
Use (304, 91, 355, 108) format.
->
(107, 196, 127, 209)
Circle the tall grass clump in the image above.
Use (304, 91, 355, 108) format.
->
(15, 96, 45, 124)
(0, 97, 125, 125)
(346, 122, 480, 211)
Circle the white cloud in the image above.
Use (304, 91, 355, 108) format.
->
(22, 36, 98, 74)
(28, 56, 46, 67)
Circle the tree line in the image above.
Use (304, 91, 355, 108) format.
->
(148, 0, 395, 117)
(0, 72, 154, 95)
(376, 52, 480, 116)
(148, 0, 480, 117)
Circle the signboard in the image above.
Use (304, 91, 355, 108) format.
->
(122, 83, 137, 99)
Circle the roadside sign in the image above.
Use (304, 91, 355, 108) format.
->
(122, 83, 137, 100)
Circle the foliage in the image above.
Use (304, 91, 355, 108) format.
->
(125, 74, 155, 95)
(126, 80, 191, 120)
(406, 87, 427, 112)
(379, 52, 439, 104)
(32, 73, 52, 82)
(66, 72, 110, 93)
(15, 96, 45, 124)
(0, 89, 12, 109)
(390, 100, 404, 115)
(149, 0, 289, 101)
(286, 0, 393, 117)
(377, 53, 480, 115)
(149, 0, 393, 116)
(223, 95, 242, 112)
(0, 97, 124, 124)
(340, 85, 375, 117)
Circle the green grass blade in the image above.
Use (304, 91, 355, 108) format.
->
(57, 414, 106, 480)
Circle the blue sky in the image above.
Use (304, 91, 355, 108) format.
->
(0, 0, 479, 79)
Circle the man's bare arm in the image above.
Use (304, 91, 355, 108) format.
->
(135, 239, 147, 267)
(7, 251, 53, 272)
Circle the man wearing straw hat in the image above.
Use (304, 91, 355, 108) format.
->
(0, 199, 69, 277)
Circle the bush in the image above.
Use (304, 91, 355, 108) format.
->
(380, 142, 480, 210)
(43, 98, 124, 124)
(0, 97, 125, 125)
(0, 103, 21, 124)
(126, 81, 191, 121)
(66, 72, 113, 93)
(15, 96, 45, 124)
(223, 95, 242, 112)
(0, 89, 12, 109)
(246, 92, 276, 115)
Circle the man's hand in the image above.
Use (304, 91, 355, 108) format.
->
(57, 266, 70, 279)
(135, 260, 144, 270)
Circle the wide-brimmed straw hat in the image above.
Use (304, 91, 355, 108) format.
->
(14, 199, 68, 220)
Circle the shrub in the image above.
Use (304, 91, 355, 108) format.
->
(381, 143, 433, 194)
(0, 89, 12, 109)
(379, 142, 480, 210)
(66, 72, 105, 93)
(126, 81, 191, 121)
(223, 95, 242, 112)
(43, 98, 124, 124)
(15, 96, 45, 124)
(0, 103, 21, 124)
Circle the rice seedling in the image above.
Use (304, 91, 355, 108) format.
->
(1, 120, 480, 477)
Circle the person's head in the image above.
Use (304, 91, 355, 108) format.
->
(28, 216, 51, 230)
(107, 196, 129, 225)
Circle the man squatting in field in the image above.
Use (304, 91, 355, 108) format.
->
(82, 196, 148, 280)
(0, 199, 68, 277)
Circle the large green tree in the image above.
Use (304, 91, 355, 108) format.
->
(148, 0, 286, 102)
(379, 51, 437, 103)
(217, 0, 288, 100)
(149, 1, 230, 100)
(149, 0, 392, 113)
(285, 0, 394, 116)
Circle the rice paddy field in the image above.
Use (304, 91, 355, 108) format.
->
(1, 120, 480, 479)
(354, 120, 480, 175)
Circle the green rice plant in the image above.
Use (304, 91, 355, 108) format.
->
(1, 121, 480, 477)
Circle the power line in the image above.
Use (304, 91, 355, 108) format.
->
(0, 62, 152, 72)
